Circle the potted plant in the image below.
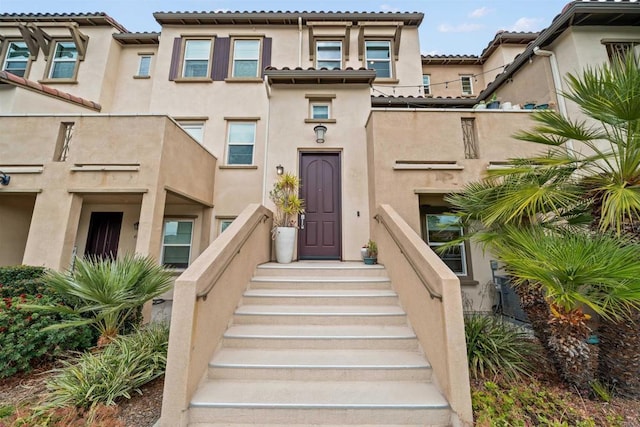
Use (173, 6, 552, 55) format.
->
(523, 101, 536, 110)
(486, 93, 501, 109)
(269, 172, 305, 264)
(363, 240, 378, 265)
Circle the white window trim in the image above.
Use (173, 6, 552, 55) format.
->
(310, 102, 331, 120)
(219, 218, 235, 234)
(315, 40, 342, 69)
(231, 38, 262, 78)
(161, 219, 194, 270)
(177, 121, 205, 143)
(422, 74, 431, 95)
(48, 41, 79, 79)
(137, 54, 152, 77)
(2, 41, 30, 77)
(182, 39, 213, 78)
(365, 40, 392, 79)
(425, 213, 467, 276)
(460, 75, 474, 96)
(226, 121, 257, 165)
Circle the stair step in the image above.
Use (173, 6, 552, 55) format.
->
(208, 348, 432, 381)
(256, 262, 387, 278)
(234, 304, 406, 325)
(189, 380, 450, 425)
(242, 289, 398, 305)
(249, 276, 392, 290)
(223, 324, 418, 350)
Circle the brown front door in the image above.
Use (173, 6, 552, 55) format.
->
(299, 153, 341, 260)
(85, 212, 123, 259)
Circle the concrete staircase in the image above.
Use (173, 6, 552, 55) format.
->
(188, 262, 453, 426)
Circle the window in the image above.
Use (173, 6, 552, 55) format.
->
(232, 39, 261, 78)
(461, 75, 473, 96)
(311, 103, 330, 120)
(137, 55, 152, 77)
(226, 121, 256, 165)
(461, 118, 478, 159)
(316, 41, 342, 69)
(49, 41, 78, 79)
(177, 121, 205, 143)
(425, 213, 467, 276)
(365, 41, 392, 78)
(220, 219, 234, 234)
(2, 41, 29, 77)
(161, 220, 193, 269)
(422, 74, 431, 95)
(182, 39, 212, 78)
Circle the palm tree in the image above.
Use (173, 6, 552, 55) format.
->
(492, 227, 640, 391)
(512, 55, 640, 397)
(448, 55, 640, 394)
(33, 254, 173, 347)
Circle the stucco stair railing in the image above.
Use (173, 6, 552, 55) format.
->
(373, 204, 473, 426)
(160, 204, 273, 427)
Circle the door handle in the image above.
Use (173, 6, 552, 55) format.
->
(300, 214, 305, 230)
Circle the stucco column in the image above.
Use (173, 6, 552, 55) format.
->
(135, 187, 167, 322)
(23, 191, 83, 270)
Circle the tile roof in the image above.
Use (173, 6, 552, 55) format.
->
(0, 71, 102, 111)
(153, 11, 423, 26)
(421, 55, 482, 65)
(0, 12, 128, 33)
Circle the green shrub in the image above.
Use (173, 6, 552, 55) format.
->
(465, 314, 538, 381)
(0, 266, 47, 298)
(45, 323, 169, 408)
(0, 295, 94, 379)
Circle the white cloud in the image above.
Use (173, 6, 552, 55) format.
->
(509, 17, 545, 32)
(379, 4, 400, 12)
(438, 23, 484, 33)
(469, 7, 490, 18)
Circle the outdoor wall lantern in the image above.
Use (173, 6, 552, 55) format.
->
(314, 124, 327, 143)
(275, 164, 284, 176)
(0, 171, 10, 186)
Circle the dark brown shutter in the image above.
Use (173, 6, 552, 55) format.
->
(261, 37, 272, 77)
(212, 37, 230, 81)
(169, 37, 182, 81)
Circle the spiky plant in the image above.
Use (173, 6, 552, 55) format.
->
(269, 172, 305, 233)
(27, 254, 173, 347)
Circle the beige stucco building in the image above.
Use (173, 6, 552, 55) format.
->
(0, 1, 638, 425)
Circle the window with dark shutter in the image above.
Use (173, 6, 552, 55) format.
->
(261, 37, 272, 77)
(212, 37, 230, 81)
(169, 37, 182, 81)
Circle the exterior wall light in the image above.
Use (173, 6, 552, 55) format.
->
(314, 124, 327, 143)
(275, 164, 284, 175)
(0, 171, 10, 186)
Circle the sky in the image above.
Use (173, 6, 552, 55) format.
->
(0, 0, 571, 55)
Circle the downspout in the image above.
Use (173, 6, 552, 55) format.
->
(298, 16, 303, 67)
(262, 75, 272, 205)
(533, 46, 574, 152)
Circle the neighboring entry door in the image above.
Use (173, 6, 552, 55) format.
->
(299, 153, 341, 260)
(85, 212, 123, 259)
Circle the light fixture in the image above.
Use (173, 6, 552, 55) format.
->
(275, 164, 284, 176)
(0, 171, 10, 186)
(313, 124, 327, 143)
(133, 221, 139, 231)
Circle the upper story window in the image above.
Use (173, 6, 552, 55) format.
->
(231, 39, 261, 78)
(49, 41, 78, 79)
(161, 219, 194, 269)
(226, 121, 256, 165)
(422, 74, 431, 95)
(137, 54, 152, 77)
(177, 121, 205, 143)
(365, 41, 392, 79)
(311, 103, 330, 120)
(316, 41, 342, 69)
(2, 41, 30, 77)
(182, 39, 212, 78)
(460, 75, 473, 96)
